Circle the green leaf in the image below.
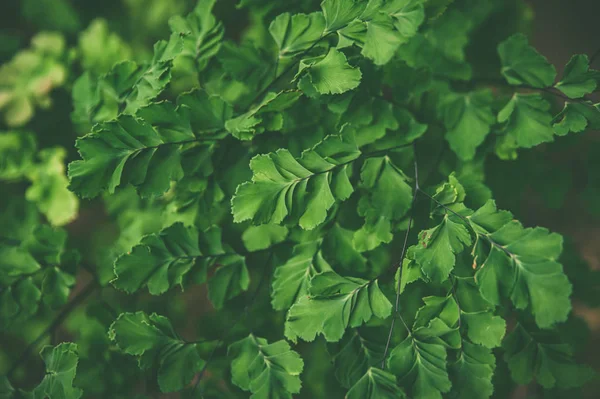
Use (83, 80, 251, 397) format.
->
(448, 341, 495, 399)
(110, 311, 205, 393)
(27, 343, 83, 399)
(553, 101, 600, 136)
(440, 90, 495, 161)
(26, 148, 79, 227)
(387, 335, 451, 399)
(555, 54, 598, 98)
(397, 9, 472, 80)
(461, 311, 505, 348)
(272, 240, 332, 311)
(338, 0, 426, 65)
(498, 33, 556, 88)
(168, 0, 224, 71)
(0, 131, 36, 180)
(497, 93, 555, 149)
(503, 324, 594, 389)
(0, 33, 67, 127)
(242, 224, 289, 252)
(296, 49, 362, 95)
(207, 254, 250, 309)
(330, 328, 386, 388)
(470, 201, 572, 328)
(354, 156, 413, 251)
(71, 33, 183, 127)
(232, 134, 360, 229)
(78, 19, 132, 75)
(323, 223, 367, 272)
(285, 271, 392, 342)
(68, 102, 199, 199)
(413, 215, 472, 283)
(346, 367, 406, 399)
(412, 295, 461, 349)
(321, 0, 367, 33)
(228, 334, 304, 399)
(269, 12, 326, 58)
(225, 90, 301, 140)
(113, 223, 228, 295)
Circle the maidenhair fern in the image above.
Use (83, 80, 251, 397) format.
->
(1, 0, 599, 398)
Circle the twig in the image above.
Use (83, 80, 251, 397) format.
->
(7, 281, 98, 377)
(380, 142, 420, 368)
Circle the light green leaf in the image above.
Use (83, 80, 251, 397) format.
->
(285, 271, 392, 342)
(387, 335, 451, 399)
(555, 54, 598, 98)
(355, 156, 413, 251)
(471, 201, 572, 328)
(168, 0, 223, 71)
(26, 148, 79, 227)
(296, 49, 362, 95)
(225, 90, 301, 140)
(113, 223, 228, 295)
(228, 334, 304, 399)
(78, 19, 132, 75)
(440, 90, 495, 161)
(271, 240, 332, 311)
(0, 32, 67, 127)
(242, 224, 289, 252)
(68, 102, 201, 199)
(413, 215, 472, 283)
(346, 367, 406, 399)
(321, 0, 367, 33)
(27, 343, 83, 399)
(448, 341, 495, 399)
(232, 134, 360, 229)
(269, 12, 326, 58)
(0, 131, 36, 180)
(412, 295, 461, 349)
(461, 311, 505, 348)
(109, 311, 205, 393)
(498, 33, 556, 88)
(553, 101, 600, 136)
(503, 324, 594, 389)
(497, 93, 555, 149)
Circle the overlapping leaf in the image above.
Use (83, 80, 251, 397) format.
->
(110, 311, 205, 393)
(285, 271, 392, 342)
(503, 324, 594, 389)
(232, 134, 360, 229)
(346, 367, 406, 399)
(113, 223, 248, 308)
(498, 33, 556, 88)
(228, 334, 304, 399)
(469, 201, 572, 328)
(271, 240, 332, 311)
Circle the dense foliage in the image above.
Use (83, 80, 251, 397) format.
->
(1, 0, 599, 398)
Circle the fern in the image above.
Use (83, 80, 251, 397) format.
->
(1, 0, 599, 398)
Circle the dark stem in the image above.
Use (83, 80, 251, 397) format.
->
(380, 142, 419, 368)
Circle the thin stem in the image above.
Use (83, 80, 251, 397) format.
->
(473, 78, 591, 104)
(380, 142, 419, 368)
(7, 281, 98, 377)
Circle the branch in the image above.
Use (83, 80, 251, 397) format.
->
(380, 142, 420, 368)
